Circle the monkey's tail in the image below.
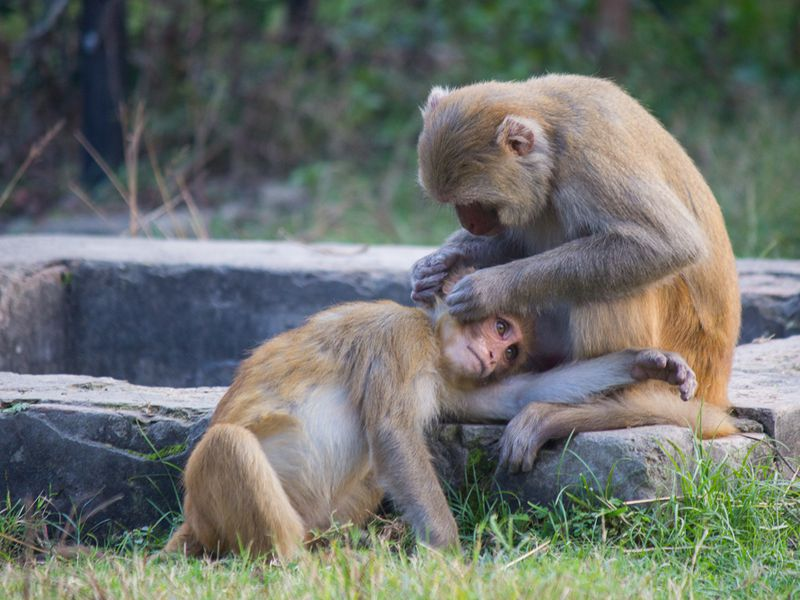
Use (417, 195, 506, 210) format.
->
(617, 384, 738, 438)
(178, 423, 306, 559)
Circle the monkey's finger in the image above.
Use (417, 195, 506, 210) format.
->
(413, 267, 446, 282)
(413, 249, 461, 274)
(665, 357, 688, 386)
(679, 374, 698, 401)
(413, 274, 448, 293)
(635, 349, 668, 372)
(446, 300, 478, 321)
(506, 440, 530, 475)
(497, 439, 511, 471)
(411, 289, 442, 307)
(413, 261, 454, 278)
(445, 287, 486, 321)
(410, 290, 436, 306)
(520, 442, 542, 473)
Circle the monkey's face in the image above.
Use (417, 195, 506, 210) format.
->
(439, 314, 526, 381)
(417, 85, 555, 235)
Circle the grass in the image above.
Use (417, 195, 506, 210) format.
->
(1, 444, 797, 598)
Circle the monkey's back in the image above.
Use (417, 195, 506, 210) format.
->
(529, 75, 741, 404)
(207, 301, 442, 527)
(212, 300, 440, 424)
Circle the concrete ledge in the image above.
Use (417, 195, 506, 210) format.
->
(0, 236, 429, 386)
(433, 424, 769, 507)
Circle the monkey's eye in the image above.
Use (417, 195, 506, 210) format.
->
(505, 345, 519, 362)
(495, 319, 510, 337)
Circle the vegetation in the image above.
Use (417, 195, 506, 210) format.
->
(1, 445, 797, 598)
(1, 1, 799, 255)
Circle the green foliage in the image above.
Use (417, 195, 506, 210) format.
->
(1, 1, 798, 255)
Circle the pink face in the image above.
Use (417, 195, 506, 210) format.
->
(442, 314, 526, 381)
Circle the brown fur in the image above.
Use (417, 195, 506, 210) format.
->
(413, 75, 741, 470)
(165, 302, 520, 558)
(164, 298, 695, 557)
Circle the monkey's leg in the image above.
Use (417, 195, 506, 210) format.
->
(570, 285, 735, 409)
(498, 385, 738, 473)
(182, 423, 305, 559)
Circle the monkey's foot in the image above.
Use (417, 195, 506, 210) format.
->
(496, 405, 551, 474)
(631, 349, 697, 401)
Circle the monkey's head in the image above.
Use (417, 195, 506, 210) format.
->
(436, 311, 531, 383)
(417, 84, 555, 235)
(433, 266, 532, 381)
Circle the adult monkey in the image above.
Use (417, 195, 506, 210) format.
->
(411, 74, 741, 473)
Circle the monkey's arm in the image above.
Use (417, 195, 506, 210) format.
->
(446, 184, 707, 319)
(453, 348, 696, 422)
(411, 229, 523, 306)
(369, 424, 460, 549)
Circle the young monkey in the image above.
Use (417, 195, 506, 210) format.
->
(164, 294, 696, 559)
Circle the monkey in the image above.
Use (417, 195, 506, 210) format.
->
(411, 74, 741, 473)
(163, 298, 697, 559)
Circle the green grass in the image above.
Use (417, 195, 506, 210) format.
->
(1, 446, 798, 598)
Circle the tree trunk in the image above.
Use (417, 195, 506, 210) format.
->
(598, 0, 631, 43)
(80, 0, 127, 185)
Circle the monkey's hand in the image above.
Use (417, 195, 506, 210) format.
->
(445, 269, 498, 321)
(631, 349, 697, 401)
(410, 246, 463, 306)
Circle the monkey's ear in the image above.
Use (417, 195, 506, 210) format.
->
(421, 86, 451, 118)
(497, 115, 537, 157)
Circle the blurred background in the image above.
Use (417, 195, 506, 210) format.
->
(0, 0, 798, 256)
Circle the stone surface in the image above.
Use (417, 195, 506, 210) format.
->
(728, 335, 800, 462)
(431, 425, 770, 507)
(2, 336, 798, 536)
(0, 265, 69, 374)
(738, 259, 800, 343)
(0, 373, 217, 536)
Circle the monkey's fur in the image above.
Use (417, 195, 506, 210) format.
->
(412, 74, 741, 472)
(164, 300, 695, 558)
